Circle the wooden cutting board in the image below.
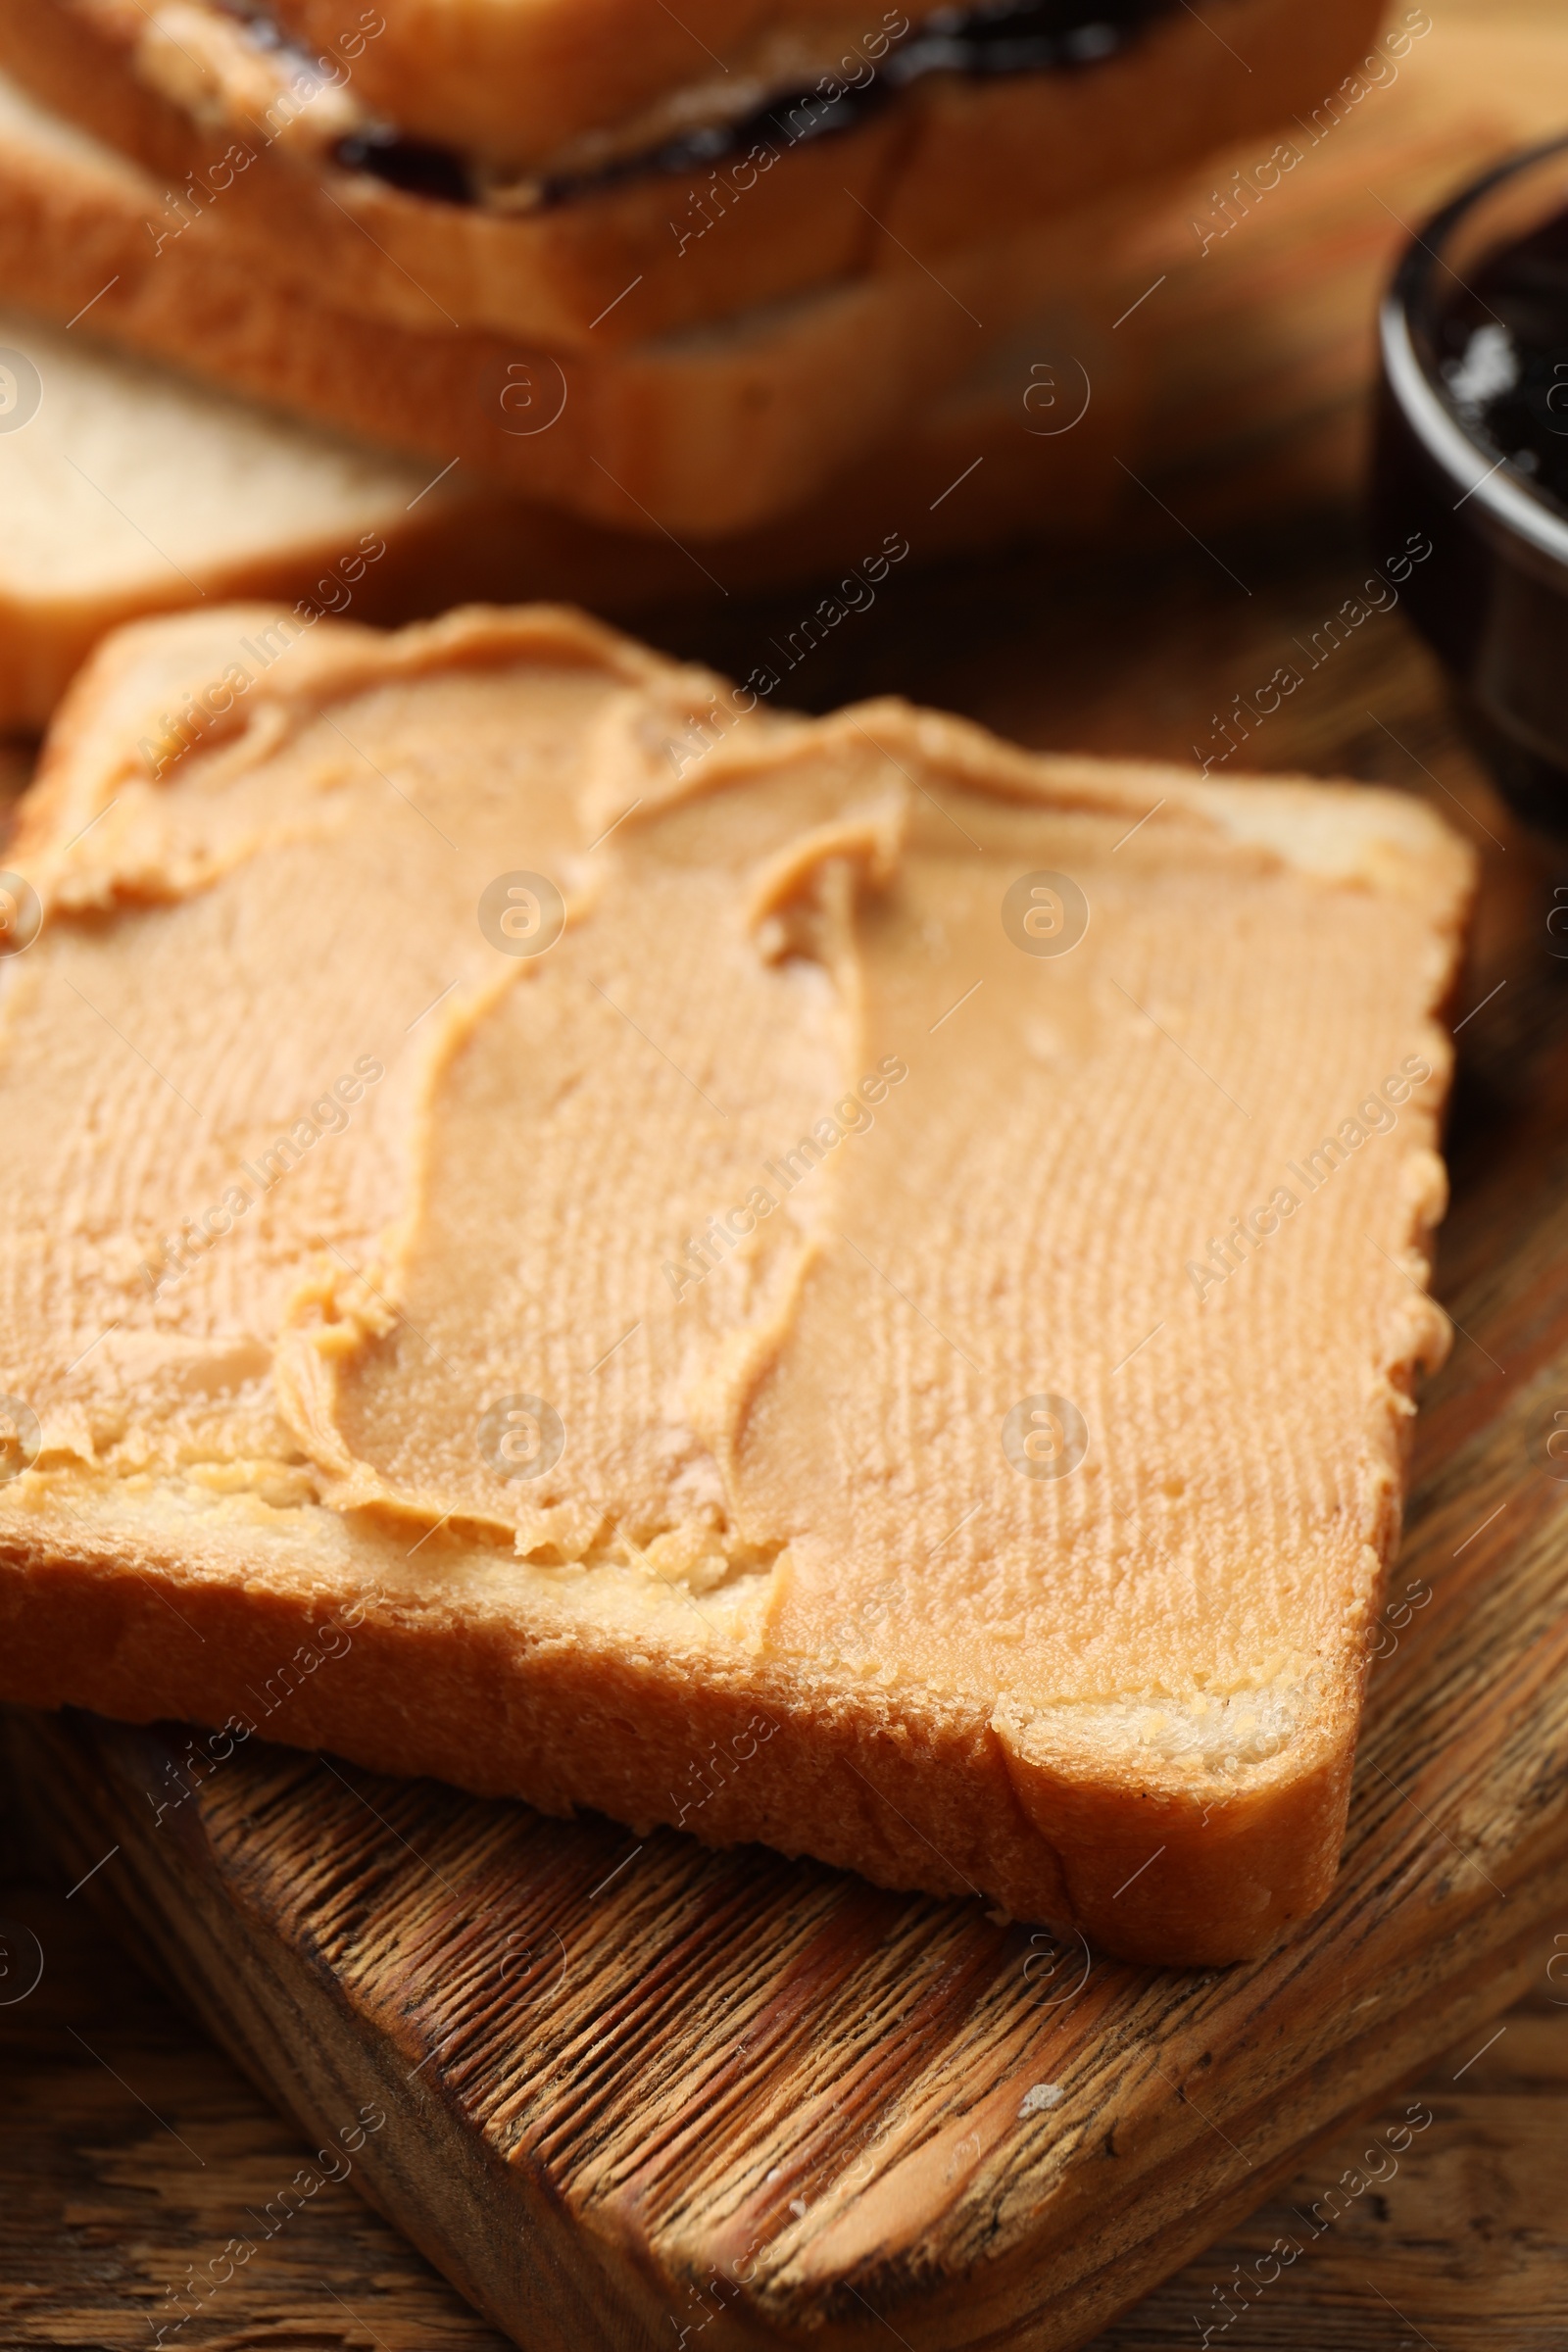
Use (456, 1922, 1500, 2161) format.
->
(9, 523, 1568, 2351)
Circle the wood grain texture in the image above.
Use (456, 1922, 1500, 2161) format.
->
(1, 1870, 1563, 2352)
(4, 502, 1568, 2348)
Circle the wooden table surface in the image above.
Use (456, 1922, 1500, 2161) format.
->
(4, 506, 1568, 2347)
(2, 1887, 1563, 2352)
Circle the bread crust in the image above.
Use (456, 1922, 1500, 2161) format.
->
(0, 1533, 1359, 1966)
(0, 0, 1389, 347)
(0, 606, 1475, 1966)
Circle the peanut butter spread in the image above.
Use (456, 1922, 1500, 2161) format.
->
(0, 609, 1470, 1856)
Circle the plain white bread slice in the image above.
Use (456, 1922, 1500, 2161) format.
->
(0, 303, 458, 731)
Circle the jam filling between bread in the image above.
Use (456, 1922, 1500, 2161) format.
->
(327, 0, 1182, 212)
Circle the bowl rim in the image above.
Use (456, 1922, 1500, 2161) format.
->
(1380, 129, 1568, 573)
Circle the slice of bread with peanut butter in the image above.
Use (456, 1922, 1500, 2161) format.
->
(0, 604, 1473, 1965)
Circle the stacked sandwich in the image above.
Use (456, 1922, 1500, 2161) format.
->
(0, 0, 1387, 544)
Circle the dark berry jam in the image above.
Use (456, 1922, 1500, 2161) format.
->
(1435, 210, 1568, 518)
(334, 0, 1180, 211)
(1374, 140, 1568, 834)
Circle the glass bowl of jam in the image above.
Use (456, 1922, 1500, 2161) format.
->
(1374, 134, 1568, 831)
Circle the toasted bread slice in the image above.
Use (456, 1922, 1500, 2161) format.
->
(0, 605, 1472, 1965)
(0, 298, 1129, 728)
(0, 63, 1132, 535)
(0, 0, 1387, 347)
